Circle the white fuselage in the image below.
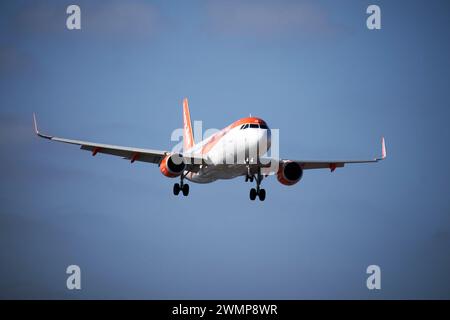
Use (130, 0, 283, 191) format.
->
(185, 121, 271, 183)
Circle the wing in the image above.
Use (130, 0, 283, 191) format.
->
(261, 137, 386, 174)
(295, 137, 386, 171)
(33, 114, 203, 169)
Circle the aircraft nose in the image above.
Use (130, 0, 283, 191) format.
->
(258, 127, 271, 151)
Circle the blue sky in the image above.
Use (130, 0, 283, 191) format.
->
(1, 0, 449, 299)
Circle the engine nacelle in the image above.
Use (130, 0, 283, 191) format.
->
(160, 154, 186, 178)
(277, 161, 303, 186)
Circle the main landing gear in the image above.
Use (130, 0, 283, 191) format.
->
(247, 171, 266, 201)
(173, 172, 189, 196)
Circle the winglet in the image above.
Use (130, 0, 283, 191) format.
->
(33, 113, 39, 134)
(378, 136, 386, 160)
(33, 113, 52, 139)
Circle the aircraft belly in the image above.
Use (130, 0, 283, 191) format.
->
(186, 164, 246, 183)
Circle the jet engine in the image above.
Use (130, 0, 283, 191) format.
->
(277, 161, 303, 186)
(159, 154, 186, 178)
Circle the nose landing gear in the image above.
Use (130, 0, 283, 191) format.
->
(248, 170, 266, 201)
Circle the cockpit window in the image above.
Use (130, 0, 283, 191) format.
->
(241, 123, 266, 129)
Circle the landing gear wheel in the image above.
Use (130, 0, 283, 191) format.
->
(258, 189, 266, 201)
(249, 169, 266, 201)
(173, 183, 181, 195)
(182, 184, 189, 196)
(250, 188, 257, 200)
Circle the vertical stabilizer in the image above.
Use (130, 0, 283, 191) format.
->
(182, 98, 195, 151)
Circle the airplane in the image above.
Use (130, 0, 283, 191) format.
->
(33, 98, 386, 201)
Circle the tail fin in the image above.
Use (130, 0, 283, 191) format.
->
(182, 98, 195, 151)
